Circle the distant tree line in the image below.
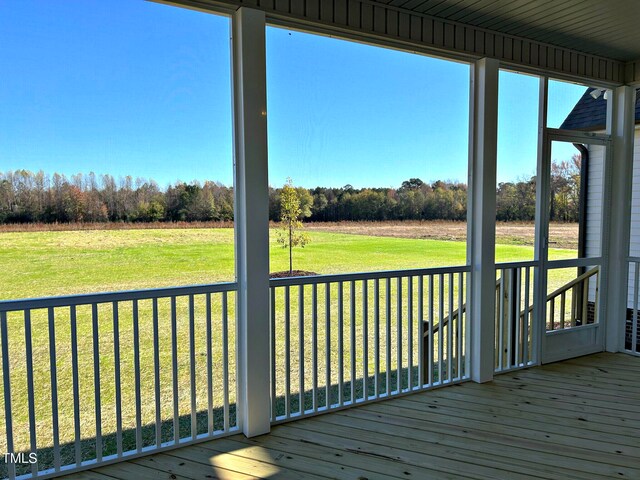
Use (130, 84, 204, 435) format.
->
(271, 178, 468, 222)
(0, 159, 580, 225)
(0, 171, 233, 224)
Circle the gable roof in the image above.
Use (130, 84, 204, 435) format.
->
(560, 88, 640, 131)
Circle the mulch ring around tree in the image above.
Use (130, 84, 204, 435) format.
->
(269, 270, 318, 278)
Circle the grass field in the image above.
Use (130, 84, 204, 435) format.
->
(0, 224, 576, 300)
(0, 223, 581, 476)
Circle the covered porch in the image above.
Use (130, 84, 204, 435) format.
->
(2, 1, 640, 479)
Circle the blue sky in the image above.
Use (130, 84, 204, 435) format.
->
(0, 0, 587, 189)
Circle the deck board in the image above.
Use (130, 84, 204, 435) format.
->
(62, 352, 640, 479)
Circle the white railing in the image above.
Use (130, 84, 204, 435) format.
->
(0, 283, 238, 480)
(627, 258, 640, 356)
(269, 266, 470, 423)
(495, 262, 536, 373)
(0, 263, 488, 476)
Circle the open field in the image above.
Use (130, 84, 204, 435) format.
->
(307, 220, 579, 249)
(0, 219, 579, 248)
(0, 223, 576, 300)
(0, 224, 581, 476)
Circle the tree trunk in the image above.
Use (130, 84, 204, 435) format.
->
(289, 221, 293, 274)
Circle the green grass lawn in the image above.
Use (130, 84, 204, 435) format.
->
(0, 227, 580, 476)
(0, 228, 574, 300)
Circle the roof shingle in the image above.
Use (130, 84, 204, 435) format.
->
(560, 88, 640, 131)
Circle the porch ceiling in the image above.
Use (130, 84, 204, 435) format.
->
(374, 0, 640, 62)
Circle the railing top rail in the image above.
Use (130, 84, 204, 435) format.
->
(269, 265, 470, 287)
(0, 281, 238, 312)
(546, 257, 602, 269)
(628, 256, 640, 263)
(495, 260, 539, 269)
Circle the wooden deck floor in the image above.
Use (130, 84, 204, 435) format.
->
(64, 352, 640, 480)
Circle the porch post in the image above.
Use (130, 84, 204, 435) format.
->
(232, 7, 271, 437)
(468, 58, 499, 382)
(604, 86, 636, 352)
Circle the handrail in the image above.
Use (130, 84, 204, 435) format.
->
(0, 281, 238, 312)
(546, 266, 598, 301)
(269, 265, 470, 287)
(495, 260, 538, 269)
(426, 309, 456, 335)
(1, 265, 472, 311)
(518, 266, 599, 319)
(428, 302, 467, 334)
(546, 257, 601, 269)
(423, 277, 502, 335)
(424, 266, 599, 336)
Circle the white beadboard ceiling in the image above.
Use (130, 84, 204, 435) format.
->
(374, 0, 640, 61)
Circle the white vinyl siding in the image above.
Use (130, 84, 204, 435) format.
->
(629, 128, 640, 257)
(582, 142, 604, 305)
(627, 127, 640, 307)
(586, 127, 639, 308)
(586, 144, 604, 258)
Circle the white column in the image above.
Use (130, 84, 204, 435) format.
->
(232, 7, 271, 437)
(468, 58, 499, 383)
(532, 77, 549, 364)
(604, 86, 636, 352)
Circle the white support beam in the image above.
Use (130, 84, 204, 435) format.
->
(603, 86, 636, 352)
(232, 7, 271, 437)
(532, 77, 549, 365)
(468, 57, 499, 383)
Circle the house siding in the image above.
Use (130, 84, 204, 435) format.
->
(586, 144, 604, 259)
(584, 129, 640, 308)
(628, 127, 640, 308)
(582, 142, 604, 307)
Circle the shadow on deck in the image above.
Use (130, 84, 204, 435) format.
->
(3, 361, 461, 478)
(55, 352, 640, 480)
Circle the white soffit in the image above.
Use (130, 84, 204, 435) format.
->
(377, 0, 640, 62)
(169, 0, 640, 84)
